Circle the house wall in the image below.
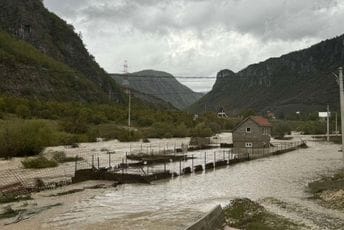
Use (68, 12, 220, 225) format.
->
(232, 119, 271, 148)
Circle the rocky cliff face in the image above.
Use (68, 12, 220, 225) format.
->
(189, 35, 344, 116)
(111, 70, 204, 110)
(0, 0, 124, 102)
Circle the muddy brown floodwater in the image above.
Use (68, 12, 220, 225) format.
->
(2, 139, 344, 230)
(38, 141, 343, 230)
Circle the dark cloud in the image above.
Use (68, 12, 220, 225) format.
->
(44, 0, 344, 92)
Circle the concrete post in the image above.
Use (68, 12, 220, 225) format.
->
(339, 67, 344, 160)
(192, 154, 194, 172)
(327, 104, 330, 142)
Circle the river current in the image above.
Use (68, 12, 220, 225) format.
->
(46, 141, 344, 229)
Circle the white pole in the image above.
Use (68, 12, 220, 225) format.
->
(128, 89, 131, 129)
(339, 67, 344, 159)
(327, 104, 330, 142)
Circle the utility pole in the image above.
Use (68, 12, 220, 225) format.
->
(335, 112, 338, 134)
(327, 104, 330, 142)
(128, 89, 131, 129)
(122, 60, 131, 132)
(339, 67, 344, 158)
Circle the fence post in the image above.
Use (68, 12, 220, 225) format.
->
(92, 155, 94, 168)
(108, 152, 111, 168)
(75, 155, 78, 172)
(204, 152, 207, 167)
(214, 152, 216, 163)
(97, 157, 100, 169)
(179, 160, 182, 175)
(122, 158, 124, 174)
(125, 152, 128, 164)
(164, 161, 166, 173)
(191, 154, 194, 172)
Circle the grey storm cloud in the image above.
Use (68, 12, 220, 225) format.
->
(44, 0, 344, 92)
(46, 0, 342, 39)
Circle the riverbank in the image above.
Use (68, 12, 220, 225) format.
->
(223, 198, 304, 230)
(308, 168, 344, 210)
(1, 141, 344, 229)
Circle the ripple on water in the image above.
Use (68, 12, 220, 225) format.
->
(47, 142, 344, 229)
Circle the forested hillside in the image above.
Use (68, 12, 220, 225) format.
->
(189, 34, 344, 117)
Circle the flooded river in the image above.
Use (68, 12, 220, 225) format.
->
(44, 141, 344, 229)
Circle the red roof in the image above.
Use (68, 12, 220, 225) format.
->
(232, 115, 272, 131)
(250, 116, 272, 127)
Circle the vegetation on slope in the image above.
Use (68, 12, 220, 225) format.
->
(111, 70, 203, 109)
(0, 30, 114, 102)
(0, 0, 124, 102)
(308, 169, 344, 210)
(224, 198, 303, 229)
(0, 96, 240, 158)
(190, 34, 344, 116)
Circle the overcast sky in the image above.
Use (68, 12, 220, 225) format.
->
(44, 0, 344, 92)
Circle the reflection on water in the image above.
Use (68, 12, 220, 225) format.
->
(47, 141, 344, 229)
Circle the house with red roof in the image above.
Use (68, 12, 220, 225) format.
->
(232, 116, 272, 149)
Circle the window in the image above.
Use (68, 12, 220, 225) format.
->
(246, 127, 251, 133)
(245, 142, 253, 148)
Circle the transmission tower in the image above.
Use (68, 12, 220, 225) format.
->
(123, 60, 128, 74)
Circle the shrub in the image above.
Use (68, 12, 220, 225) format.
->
(15, 104, 31, 119)
(0, 120, 59, 158)
(190, 122, 213, 137)
(142, 138, 150, 143)
(272, 122, 291, 138)
(21, 156, 58, 169)
(172, 123, 189, 137)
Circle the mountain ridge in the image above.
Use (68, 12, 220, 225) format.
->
(0, 0, 124, 103)
(189, 34, 344, 116)
(111, 70, 204, 109)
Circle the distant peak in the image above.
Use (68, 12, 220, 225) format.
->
(217, 69, 236, 78)
(132, 69, 174, 78)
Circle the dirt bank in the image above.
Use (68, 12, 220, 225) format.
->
(308, 168, 344, 210)
(223, 198, 304, 230)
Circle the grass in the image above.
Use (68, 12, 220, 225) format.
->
(223, 198, 302, 230)
(0, 206, 22, 220)
(307, 169, 344, 210)
(308, 169, 344, 194)
(21, 156, 58, 169)
(0, 194, 32, 204)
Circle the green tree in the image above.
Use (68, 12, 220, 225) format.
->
(15, 104, 31, 119)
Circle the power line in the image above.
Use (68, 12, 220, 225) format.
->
(111, 75, 217, 79)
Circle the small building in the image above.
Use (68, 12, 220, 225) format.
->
(217, 107, 228, 118)
(232, 116, 272, 150)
